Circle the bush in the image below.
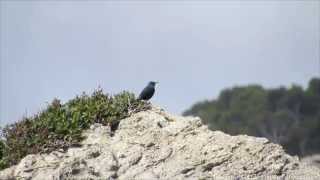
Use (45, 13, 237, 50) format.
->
(0, 88, 150, 170)
(0, 139, 8, 170)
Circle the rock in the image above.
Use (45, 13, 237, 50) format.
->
(301, 154, 320, 169)
(1, 106, 319, 179)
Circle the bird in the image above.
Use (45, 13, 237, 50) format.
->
(138, 81, 158, 100)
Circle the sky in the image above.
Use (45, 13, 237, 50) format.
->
(0, 1, 319, 126)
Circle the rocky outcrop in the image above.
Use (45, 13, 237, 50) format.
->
(302, 154, 320, 169)
(1, 106, 319, 179)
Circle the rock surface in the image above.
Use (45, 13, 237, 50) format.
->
(1, 106, 320, 179)
(301, 154, 320, 169)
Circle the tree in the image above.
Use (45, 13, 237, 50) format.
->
(183, 77, 320, 156)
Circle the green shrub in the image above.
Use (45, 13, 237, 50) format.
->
(0, 88, 150, 170)
(0, 139, 9, 169)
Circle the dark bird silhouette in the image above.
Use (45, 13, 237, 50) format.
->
(138, 81, 158, 100)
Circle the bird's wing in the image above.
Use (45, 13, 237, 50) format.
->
(139, 86, 154, 99)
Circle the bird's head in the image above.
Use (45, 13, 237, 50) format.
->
(149, 81, 159, 87)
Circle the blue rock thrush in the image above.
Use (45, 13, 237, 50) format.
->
(138, 81, 158, 100)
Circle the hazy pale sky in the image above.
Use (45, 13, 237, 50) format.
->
(1, 1, 319, 125)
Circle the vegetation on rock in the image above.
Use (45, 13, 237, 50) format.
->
(0, 88, 149, 170)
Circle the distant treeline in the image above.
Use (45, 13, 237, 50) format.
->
(183, 78, 320, 156)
